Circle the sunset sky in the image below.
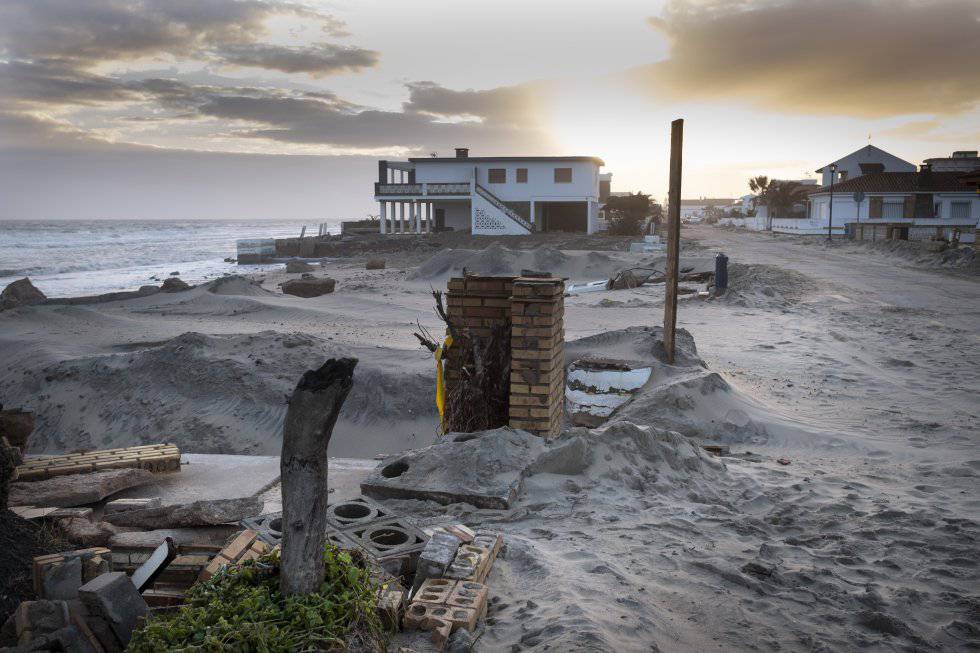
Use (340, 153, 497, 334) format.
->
(1, 0, 978, 220)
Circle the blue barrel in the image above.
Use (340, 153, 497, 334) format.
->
(715, 253, 729, 291)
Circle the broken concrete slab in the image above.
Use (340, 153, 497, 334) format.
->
(78, 572, 147, 649)
(108, 527, 236, 549)
(112, 453, 279, 507)
(103, 496, 263, 529)
(361, 427, 550, 510)
(9, 468, 157, 508)
(103, 497, 161, 516)
(59, 518, 128, 548)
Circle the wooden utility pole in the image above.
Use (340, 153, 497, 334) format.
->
(280, 357, 357, 596)
(663, 119, 684, 364)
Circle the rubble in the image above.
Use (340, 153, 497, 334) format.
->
(565, 358, 652, 427)
(281, 276, 336, 297)
(198, 529, 270, 581)
(9, 468, 157, 508)
(59, 518, 126, 548)
(104, 496, 262, 529)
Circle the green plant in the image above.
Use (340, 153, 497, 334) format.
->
(605, 192, 652, 235)
(128, 545, 390, 652)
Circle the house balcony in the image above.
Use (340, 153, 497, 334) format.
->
(374, 182, 471, 198)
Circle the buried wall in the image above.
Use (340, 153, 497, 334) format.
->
(444, 276, 565, 438)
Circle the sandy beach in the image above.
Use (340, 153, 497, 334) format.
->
(1, 226, 978, 650)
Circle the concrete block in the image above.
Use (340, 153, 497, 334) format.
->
(41, 557, 83, 600)
(404, 602, 478, 632)
(78, 572, 148, 648)
(414, 578, 454, 605)
(447, 580, 489, 616)
(412, 531, 460, 593)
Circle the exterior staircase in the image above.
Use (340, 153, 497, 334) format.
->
(474, 184, 533, 234)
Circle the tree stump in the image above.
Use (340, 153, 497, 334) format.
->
(279, 357, 357, 596)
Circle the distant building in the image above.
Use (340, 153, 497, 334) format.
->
(373, 148, 607, 235)
(815, 145, 916, 186)
(805, 166, 978, 242)
(679, 198, 737, 222)
(923, 150, 980, 173)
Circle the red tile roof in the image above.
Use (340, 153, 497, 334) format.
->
(807, 172, 975, 195)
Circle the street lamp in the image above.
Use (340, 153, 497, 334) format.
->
(827, 163, 837, 241)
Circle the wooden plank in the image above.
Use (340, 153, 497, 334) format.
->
(663, 118, 683, 365)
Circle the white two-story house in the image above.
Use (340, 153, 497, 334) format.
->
(373, 149, 606, 235)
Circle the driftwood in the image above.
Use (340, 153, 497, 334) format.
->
(279, 357, 357, 596)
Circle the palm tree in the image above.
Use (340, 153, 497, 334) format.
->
(748, 175, 770, 195)
(766, 181, 808, 220)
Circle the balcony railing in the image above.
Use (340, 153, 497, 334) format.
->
(374, 182, 470, 197)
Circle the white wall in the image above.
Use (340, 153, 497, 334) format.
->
(431, 200, 471, 230)
(413, 160, 600, 203)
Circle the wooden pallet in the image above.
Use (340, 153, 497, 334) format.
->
(16, 443, 181, 481)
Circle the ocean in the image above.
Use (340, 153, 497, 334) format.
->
(0, 219, 341, 298)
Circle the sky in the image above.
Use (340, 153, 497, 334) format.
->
(1, 0, 978, 220)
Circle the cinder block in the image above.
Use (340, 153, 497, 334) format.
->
(447, 580, 489, 616)
(412, 531, 460, 592)
(78, 572, 148, 649)
(414, 577, 454, 605)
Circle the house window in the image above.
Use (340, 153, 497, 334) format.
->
(869, 197, 883, 219)
(554, 167, 572, 183)
(882, 202, 904, 220)
(516, 168, 528, 183)
(488, 168, 506, 184)
(838, 171, 848, 182)
(951, 201, 971, 219)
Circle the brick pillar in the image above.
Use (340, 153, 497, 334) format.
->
(508, 278, 565, 437)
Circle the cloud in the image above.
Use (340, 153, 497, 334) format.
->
(637, 0, 980, 117)
(0, 0, 378, 76)
(403, 81, 547, 126)
(215, 43, 379, 77)
(0, 61, 139, 106)
(134, 80, 551, 152)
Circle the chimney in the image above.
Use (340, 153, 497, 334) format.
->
(455, 147, 469, 159)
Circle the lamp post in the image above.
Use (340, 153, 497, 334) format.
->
(827, 163, 837, 242)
